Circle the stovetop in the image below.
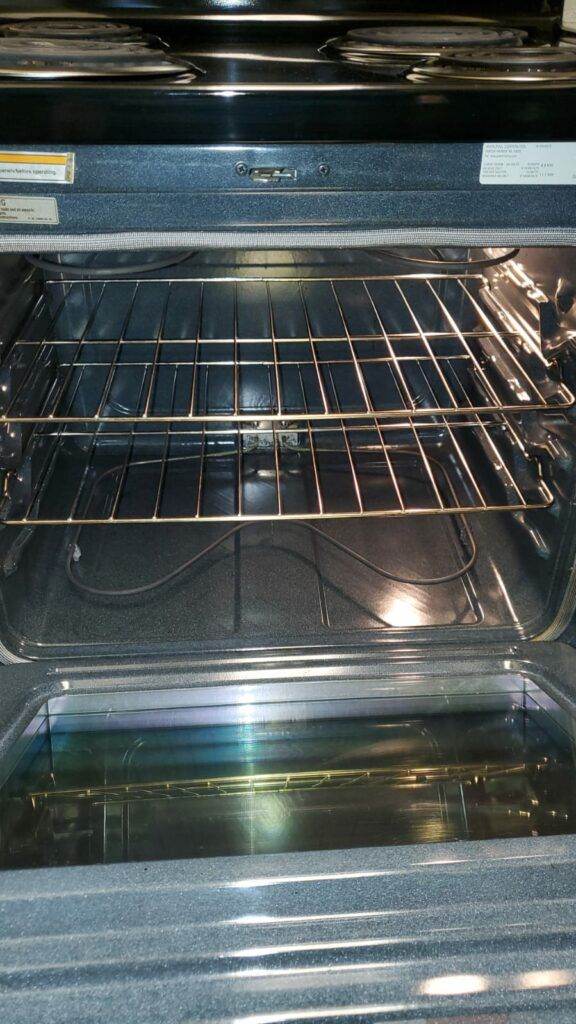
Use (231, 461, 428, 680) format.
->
(177, 46, 408, 86)
(0, 8, 574, 146)
(0, 41, 574, 145)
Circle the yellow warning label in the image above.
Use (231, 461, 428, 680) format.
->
(0, 152, 74, 184)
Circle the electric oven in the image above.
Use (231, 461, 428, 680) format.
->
(0, 2, 576, 1022)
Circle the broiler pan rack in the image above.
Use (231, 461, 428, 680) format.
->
(0, 413, 552, 525)
(4, 272, 572, 424)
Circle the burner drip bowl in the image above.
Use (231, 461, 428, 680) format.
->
(410, 46, 576, 83)
(324, 22, 526, 71)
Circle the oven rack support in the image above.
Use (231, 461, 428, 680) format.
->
(2, 273, 572, 424)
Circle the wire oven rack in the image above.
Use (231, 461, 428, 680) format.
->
(0, 413, 552, 525)
(3, 273, 572, 423)
(25, 761, 530, 806)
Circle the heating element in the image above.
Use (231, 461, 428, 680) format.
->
(0, 19, 193, 79)
(0, 20, 147, 42)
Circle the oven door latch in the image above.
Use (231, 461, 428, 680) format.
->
(236, 164, 298, 183)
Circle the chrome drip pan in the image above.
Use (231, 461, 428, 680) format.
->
(0, 60, 193, 81)
(0, 30, 192, 79)
(411, 47, 576, 84)
(325, 24, 526, 71)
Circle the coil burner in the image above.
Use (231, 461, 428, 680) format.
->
(1, 19, 146, 42)
(325, 24, 526, 72)
(0, 32, 194, 79)
(410, 46, 576, 84)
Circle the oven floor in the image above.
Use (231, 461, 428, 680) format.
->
(0, 505, 544, 657)
(2, 699, 575, 869)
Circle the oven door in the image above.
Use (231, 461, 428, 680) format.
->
(1, 641, 576, 1022)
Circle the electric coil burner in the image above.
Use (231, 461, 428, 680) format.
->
(0, 31, 194, 79)
(410, 46, 576, 84)
(325, 24, 527, 71)
(1, 20, 146, 42)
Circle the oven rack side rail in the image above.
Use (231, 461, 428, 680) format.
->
(0, 272, 571, 425)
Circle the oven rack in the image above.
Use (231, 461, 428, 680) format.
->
(0, 413, 552, 525)
(25, 761, 531, 806)
(5, 273, 572, 423)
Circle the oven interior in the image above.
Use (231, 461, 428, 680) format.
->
(0, 246, 573, 661)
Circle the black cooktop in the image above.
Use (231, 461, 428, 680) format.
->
(0, 40, 574, 145)
(0, 0, 572, 146)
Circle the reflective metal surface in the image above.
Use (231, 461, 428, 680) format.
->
(325, 24, 526, 70)
(0, 261, 563, 525)
(1, 18, 146, 40)
(2, 50, 576, 145)
(0, 3, 564, 142)
(3, 681, 576, 869)
(0, 60, 193, 81)
(0, 18, 193, 78)
(347, 24, 527, 48)
(412, 47, 576, 84)
(0, 2, 541, 20)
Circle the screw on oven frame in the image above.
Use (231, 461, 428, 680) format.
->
(318, 163, 330, 177)
(235, 162, 249, 176)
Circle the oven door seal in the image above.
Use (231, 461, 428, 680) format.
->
(0, 226, 575, 252)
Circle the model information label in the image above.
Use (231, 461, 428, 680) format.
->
(0, 151, 74, 184)
(481, 142, 576, 185)
(0, 196, 59, 225)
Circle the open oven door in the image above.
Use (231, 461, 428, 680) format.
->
(1, 641, 576, 1021)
